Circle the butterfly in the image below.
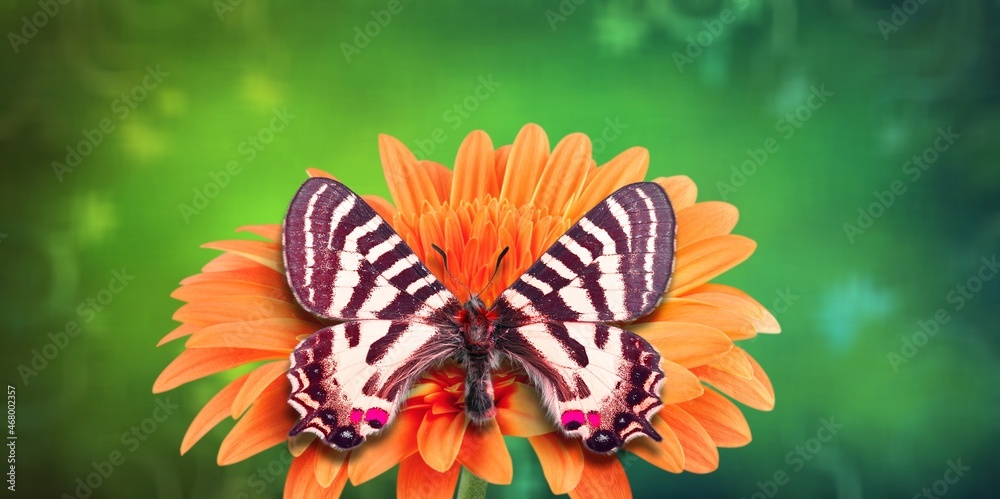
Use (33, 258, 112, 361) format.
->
(282, 177, 676, 453)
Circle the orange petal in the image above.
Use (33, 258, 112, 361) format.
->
(236, 224, 282, 242)
(396, 454, 460, 499)
(180, 372, 250, 454)
(660, 359, 704, 404)
(185, 318, 315, 352)
(153, 347, 284, 393)
(569, 146, 649, 221)
(348, 409, 422, 485)
(180, 265, 286, 289)
(568, 452, 632, 499)
(692, 347, 775, 411)
(494, 144, 511, 184)
(218, 377, 296, 465)
(705, 347, 753, 379)
(201, 240, 282, 272)
(314, 444, 349, 489)
(643, 298, 757, 341)
(379, 134, 440, 213)
(202, 253, 260, 272)
(173, 296, 312, 327)
(451, 130, 497, 203)
(528, 432, 584, 495)
(289, 433, 316, 457)
(362, 195, 398, 223)
(678, 388, 752, 448)
(456, 419, 513, 484)
(532, 133, 591, 216)
(283, 443, 333, 499)
(668, 235, 756, 296)
(421, 160, 454, 201)
(629, 322, 732, 368)
(686, 283, 781, 333)
(659, 405, 718, 473)
(417, 410, 469, 472)
(158, 323, 200, 346)
(500, 124, 549, 206)
(231, 360, 290, 418)
(624, 414, 683, 473)
(675, 201, 739, 248)
(171, 280, 289, 303)
(496, 382, 553, 437)
(654, 175, 697, 210)
(306, 168, 336, 179)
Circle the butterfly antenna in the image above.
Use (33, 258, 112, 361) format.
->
(431, 244, 474, 300)
(477, 246, 510, 297)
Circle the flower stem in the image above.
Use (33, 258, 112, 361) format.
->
(457, 466, 488, 499)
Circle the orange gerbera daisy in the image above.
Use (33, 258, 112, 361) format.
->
(155, 123, 779, 498)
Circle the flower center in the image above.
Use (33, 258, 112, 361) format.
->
(391, 195, 571, 306)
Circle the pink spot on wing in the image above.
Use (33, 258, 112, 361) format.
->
(587, 412, 601, 428)
(350, 409, 363, 424)
(365, 408, 388, 427)
(561, 410, 586, 428)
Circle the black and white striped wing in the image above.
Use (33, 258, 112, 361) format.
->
(493, 182, 675, 324)
(283, 177, 460, 321)
(282, 178, 462, 449)
(501, 323, 664, 453)
(287, 320, 460, 450)
(494, 182, 676, 453)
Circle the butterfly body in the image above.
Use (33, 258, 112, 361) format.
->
(283, 177, 676, 454)
(452, 297, 501, 422)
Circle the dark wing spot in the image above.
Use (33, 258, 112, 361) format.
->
(547, 323, 589, 367)
(362, 373, 380, 396)
(594, 325, 610, 349)
(585, 429, 621, 453)
(366, 322, 409, 364)
(344, 322, 361, 348)
(626, 387, 646, 406)
(574, 374, 591, 399)
(329, 426, 364, 449)
(305, 386, 327, 404)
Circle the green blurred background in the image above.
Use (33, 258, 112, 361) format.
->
(2, 1, 998, 497)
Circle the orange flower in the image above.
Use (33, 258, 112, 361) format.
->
(155, 123, 779, 498)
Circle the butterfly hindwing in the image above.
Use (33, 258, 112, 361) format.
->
(287, 320, 461, 449)
(283, 177, 460, 321)
(500, 322, 665, 453)
(494, 182, 676, 324)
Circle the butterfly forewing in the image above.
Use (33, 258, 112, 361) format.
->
(282, 178, 461, 449)
(494, 182, 676, 453)
(283, 177, 460, 321)
(494, 182, 676, 324)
